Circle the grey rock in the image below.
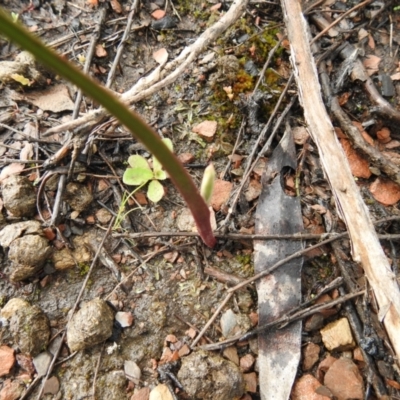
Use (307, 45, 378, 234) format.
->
(0, 220, 42, 248)
(177, 350, 244, 400)
(43, 376, 60, 395)
(63, 182, 93, 212)
(8, 234, 51, 282)
(124, 360, 141, 384)
(220, 309, 237, 337)
(67, 298, 114, 352)
(9, 304, 50, 356)
(2, 175, 36, 217)
(33, 351, 52, 376)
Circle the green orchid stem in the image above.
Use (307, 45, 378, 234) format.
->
(0, 8, 216, 247)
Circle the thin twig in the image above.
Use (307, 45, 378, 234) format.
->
(106, 0, 139, 88)
(219, 74, 295, 231)
(92, 343, 105, 399)
(310, 0, 375, 45)
(200, 290, 365, 351)
(190, 292, 234, 348)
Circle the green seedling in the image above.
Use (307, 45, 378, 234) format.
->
(114, 188, 141, 230)
(123, 138, 173, 203)
(200, 163, 216, 206)
(0, 8, 216, 247)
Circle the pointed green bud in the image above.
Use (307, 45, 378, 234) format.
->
(200, 163, 216, 206)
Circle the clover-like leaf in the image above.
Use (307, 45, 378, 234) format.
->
(127, 155, 150, 169)
(154, 169, 167, 180)
(147, 180, 165, 203)
(123, 167, 153, 186)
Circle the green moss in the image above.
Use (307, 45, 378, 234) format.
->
(232, 70, 254, 94)
(236, 253, 252, 266)
(78, 262, 90, 276)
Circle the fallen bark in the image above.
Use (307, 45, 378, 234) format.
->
(281, 0, 400, 363)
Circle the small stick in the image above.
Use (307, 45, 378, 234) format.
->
(106, 0, 139, 88)
(201, 290, 365, 351)
(190, 292, 234, 348)
(219, 75, 295, 231)
(310, 0, 375, 45)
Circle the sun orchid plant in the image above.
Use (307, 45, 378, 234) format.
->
(0, 8, 216, 247)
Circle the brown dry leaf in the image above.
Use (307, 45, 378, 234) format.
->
(245, 179, 261, 202)
(249, 44, 256, 57)
(363, 55, 381, 76)
(185, 327, 196, 339)
(368, 33, 375, 49)
(110, 0, 122, 13)
(391, 72, 400, 80)
(385, 140, 400, 149)
(97, 179, 109, 192)
(358, 28, 368, 41)
(134, 192, 147, 205)
(177, 153, 194, 164)
(334, 126, 346, 139)
(192, 120, 217, 142)
(211, 179, 233, 211)
(229, 153, 243, 169)
(0, 163, 24, 182)
(20, 142, 33, 161)
(151, 9, 166, 20)
(153, 48, 168, 65)
(244, 372, 258, 393)
(223, 86, 234, 100)
(292, 126, 309, 145)
(95, 44, 107, 58)
(163, 251, 179, 263)
(339, 138, 371, 179)
(370, 178, 400, 206)
(387, 379, 400, 390)
(210, 2, 222, 11)
(276, 32, 290, 50)
(22, 84, 74, 113)
(43, 227, 56, 241)
(253, 157, 267, 177)
(376, 127, 391, 144)
(338, 92, 351, 106)
(130, 387, 150, 400)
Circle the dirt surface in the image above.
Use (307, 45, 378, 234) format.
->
(0, 0, 400, 399)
